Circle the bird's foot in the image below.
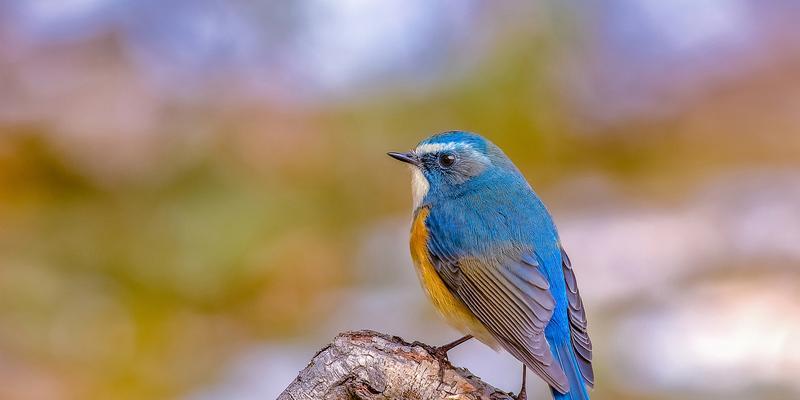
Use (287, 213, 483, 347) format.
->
(411, 335, 473, 385)
(429, 335, 473, 361)
(515, 385, 527, 400)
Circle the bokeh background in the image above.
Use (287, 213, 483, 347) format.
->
(1, 1, 800, 399)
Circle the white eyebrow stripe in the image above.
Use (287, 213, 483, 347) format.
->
(415, 142, 468, 154)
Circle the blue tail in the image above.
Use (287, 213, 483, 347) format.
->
(550, 339, 590, 400)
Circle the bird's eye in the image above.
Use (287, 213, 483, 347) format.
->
(438, 153, 456, 167)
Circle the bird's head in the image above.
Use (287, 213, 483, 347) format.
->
(388, 131, 522, 208)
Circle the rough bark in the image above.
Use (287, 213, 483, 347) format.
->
(278, 330, 513, 400)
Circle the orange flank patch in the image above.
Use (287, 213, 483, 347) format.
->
(410, 207, 497, 348)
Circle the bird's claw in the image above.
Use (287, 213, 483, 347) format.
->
(515, 386, 527, 400)
(430, 346, 451, 362)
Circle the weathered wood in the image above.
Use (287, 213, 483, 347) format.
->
(278, 330, 513, 400)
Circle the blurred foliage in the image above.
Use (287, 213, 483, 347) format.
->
(1, 1, 799, 399)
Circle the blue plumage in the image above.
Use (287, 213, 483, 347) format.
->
(390, 131, 593, 399)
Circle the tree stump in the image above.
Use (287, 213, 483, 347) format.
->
(278, 330, 513, 400)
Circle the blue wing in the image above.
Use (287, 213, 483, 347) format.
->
(561, 247, 594, 388)
(427, 229, 571, 393)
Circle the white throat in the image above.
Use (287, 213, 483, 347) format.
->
(410, 167, 429, 209)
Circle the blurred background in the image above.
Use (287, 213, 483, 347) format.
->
(1, 1, 799, 399)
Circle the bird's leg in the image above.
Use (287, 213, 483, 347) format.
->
(432, 335, 473, 360)
(437, 335, 473, 354)
(516, 364, 527, 400)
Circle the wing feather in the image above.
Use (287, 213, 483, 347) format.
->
(428, 231, 569, 393)
(560, 247, 595, 389)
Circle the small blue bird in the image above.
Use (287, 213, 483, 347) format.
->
(388, 131, 593, 400)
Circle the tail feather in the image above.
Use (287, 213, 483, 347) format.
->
(550, 339, 590, 400)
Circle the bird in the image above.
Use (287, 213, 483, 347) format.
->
(388, 131, 593, 400)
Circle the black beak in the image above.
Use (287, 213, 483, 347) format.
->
(387, 151, 419, 166)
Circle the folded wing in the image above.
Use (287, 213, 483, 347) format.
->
(428, 234, 570, 393)
(561, 247, 594, 389)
